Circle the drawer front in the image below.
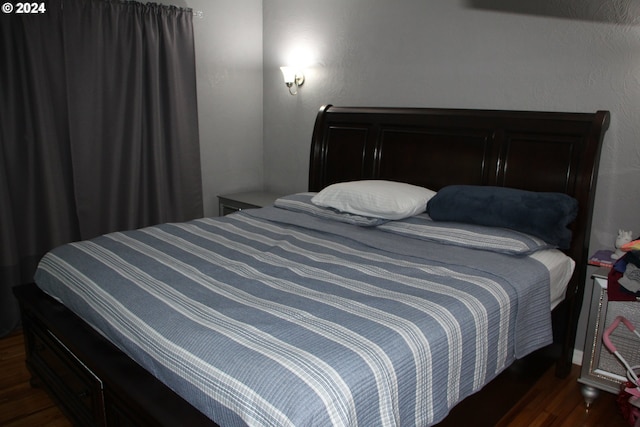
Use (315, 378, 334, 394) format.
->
(105, 388, 149, 427)
(26, 319, 105, 426)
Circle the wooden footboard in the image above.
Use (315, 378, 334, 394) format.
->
(14, 283, 216, 427)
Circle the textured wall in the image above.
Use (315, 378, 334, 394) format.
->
(263, 0, 640, 351)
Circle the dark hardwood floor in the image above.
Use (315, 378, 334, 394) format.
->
(0, 329, 630, 426)
(0, 331, 70, 426)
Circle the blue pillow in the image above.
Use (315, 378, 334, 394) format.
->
(426, 185, 578, 249)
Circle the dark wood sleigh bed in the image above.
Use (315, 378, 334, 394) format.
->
(14, 105, 610, 426)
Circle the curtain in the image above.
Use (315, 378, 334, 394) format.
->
(0, 0, 203, 336)
(0, 1, 79, 335)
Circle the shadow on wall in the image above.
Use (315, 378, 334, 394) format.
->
(464, 0, 640, 25)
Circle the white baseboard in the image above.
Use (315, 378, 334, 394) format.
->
(573, 349, 583, 366)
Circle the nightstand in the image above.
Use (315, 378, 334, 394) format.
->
(579, 267, 640, 406)
(217, 191, 283, 216)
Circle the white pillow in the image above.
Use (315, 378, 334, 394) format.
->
(311, 180, 436, 220)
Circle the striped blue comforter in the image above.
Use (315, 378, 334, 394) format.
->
(34, 196, 553, 426)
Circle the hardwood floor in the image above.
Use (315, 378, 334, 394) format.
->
(497, 364, 629, 427)
(0, 331, 70, 426)
(0, 329, 630, 426)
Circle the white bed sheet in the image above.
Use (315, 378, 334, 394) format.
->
(531, 249, 575, 309)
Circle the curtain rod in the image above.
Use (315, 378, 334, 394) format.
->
(58, 1, 205, 18)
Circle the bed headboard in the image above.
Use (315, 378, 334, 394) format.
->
(308, 104, 610, 375)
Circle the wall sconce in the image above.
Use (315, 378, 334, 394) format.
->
(280, 66, 305, 95)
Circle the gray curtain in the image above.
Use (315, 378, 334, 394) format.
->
(0, 0, 203, 336)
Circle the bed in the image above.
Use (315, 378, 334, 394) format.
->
(14, 105, 610, 426)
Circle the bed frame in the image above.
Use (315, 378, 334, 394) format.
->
(14, 105, 610, 426)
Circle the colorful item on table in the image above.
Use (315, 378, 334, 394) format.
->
(622, 239, 640, 252)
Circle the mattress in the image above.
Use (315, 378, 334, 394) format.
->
(530, 249, 574, 310)
(34, 194, 569, 426)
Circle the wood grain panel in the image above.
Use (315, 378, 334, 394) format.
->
(498, 133, 577, 192)
(377, 127, 492, 189)
(323, 126, 370, 184)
